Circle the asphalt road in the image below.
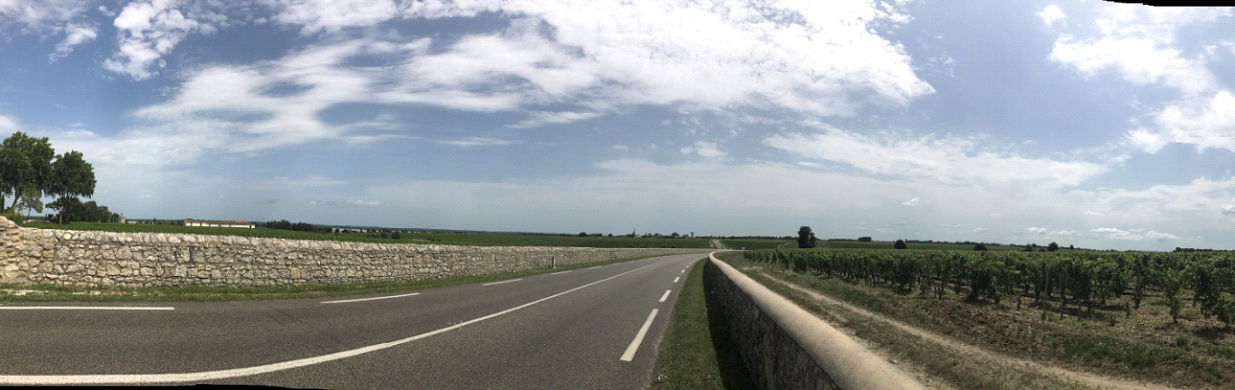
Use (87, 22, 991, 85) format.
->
(0, 253, 708, 389)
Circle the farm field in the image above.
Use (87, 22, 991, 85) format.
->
(723, 238, 1028, 251)
(20, 222, 713, 248)
(724, 249, 1235, 390)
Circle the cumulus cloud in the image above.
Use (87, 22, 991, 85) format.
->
(0, 0, 86, 29)
(1048, 4, 1225, 95)
(1037, 5, 1066, 27)
(0, 115, 18, 133)
(1128, 90, 1235, 153)
(1094, 227, 1179, 241)
(763, 124, 1107, 187)
(49, 23, 97, 63)
(680, 141, 726, 159)
(103, 0, 229, 80)
(269, 0, 398, 33)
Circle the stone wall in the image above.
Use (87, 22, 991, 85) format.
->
(704, 258, 840, 390)
(0, 218, 708, 288)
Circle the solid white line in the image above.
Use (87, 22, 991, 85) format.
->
(0, 264, 656, 385)
(320, 293, 419, 304)
(0, 306, 174, 311)
(482, 278, 523, 286)
(673, 277, 680, 283)
(658, 290, 671, 303)
(619, 309, 659, 362)
(550, 270, 572, 275)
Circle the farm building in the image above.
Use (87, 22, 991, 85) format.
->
(184, 219, 255, 228)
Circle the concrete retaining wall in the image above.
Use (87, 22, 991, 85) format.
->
(0, 218, 708, 287)
(704, 254, 925, 390)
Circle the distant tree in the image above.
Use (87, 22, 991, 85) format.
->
(578, 231, 588, 237)
(380, 231, 389, 239)
(894, 239, 907, 249)
(974, 243, 987, 251)
(1023, 244, 1033, 252)
(1048, 242, 1060, 252)
(391, 231, 401, 239)
(671, 232, 680, 238)
(46, 196, 81, 223)
(46, 151, 95, 224)
(858, 236, 872, 242)
(797, 226, 817, 248)
(607, 233, 613, 237)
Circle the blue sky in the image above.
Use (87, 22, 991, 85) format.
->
(1, 1, 1234, 250)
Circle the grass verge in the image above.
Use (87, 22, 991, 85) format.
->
(650, 258, 754, 390)
(0, 254, 676, 303)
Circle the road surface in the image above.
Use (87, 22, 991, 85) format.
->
(0, 253, 707, 389)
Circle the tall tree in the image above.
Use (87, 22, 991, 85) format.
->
(0, 132, 54, 211)
(47, 151, 95, 224)
(797, 226, 817, 248)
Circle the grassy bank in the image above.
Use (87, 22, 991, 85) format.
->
(651, 257, 754, 390)
(21, 222, 712, 248)
(0, 254, 674, 303)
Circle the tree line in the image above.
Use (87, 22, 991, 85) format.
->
(0, 132, 104, 224)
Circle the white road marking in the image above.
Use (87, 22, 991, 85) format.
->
(0, 263, 656, 385)
(320, 293, 419, 304)
(658, 290, 671, 303)
(482, 279, 523, 286)
(673, 277, 680, 283)
(620, 309, 659, 362)
(550, 270, 572, 275)
(0, 306, 174, 311)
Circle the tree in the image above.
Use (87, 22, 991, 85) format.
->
(46, 151, 96, 224)
(797, 226, 817, 248)
(894, 239, 907, 249)
(578, 231, 588, 237)
(858, 236, 872, 242)
(391, 231, 401, 239)
(1048, 242, 1060, 252)
(0, 132, 54, 211)
(974, 243, 987, 251)
(15, 184, 43, 216)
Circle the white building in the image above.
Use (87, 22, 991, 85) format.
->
(184, 219, 255, 228)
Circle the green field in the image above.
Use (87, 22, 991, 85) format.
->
(724, 238, 1026, 251)
(719, 238, 793, 250)
(20, 222, 712, 248)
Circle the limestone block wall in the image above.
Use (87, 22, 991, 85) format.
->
(0, 218, 708, 288)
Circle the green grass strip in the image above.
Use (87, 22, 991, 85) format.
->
(0, 254, 680, 303)
(650, 258, 754, 390)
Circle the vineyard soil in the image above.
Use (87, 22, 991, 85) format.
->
(716, 252, 1234, 390)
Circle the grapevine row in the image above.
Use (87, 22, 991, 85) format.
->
(744, 249, 1235, 328)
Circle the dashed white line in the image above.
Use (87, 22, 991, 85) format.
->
(550, 270, 572, 275)
(0, 306, 174, 311)
(658, 290, 671, 303)
(482, 279, 523, 286)
(0, 263, 657, 385)
(320, 293, 420, 304)
(673, 277, 680, 283)
(620, 309, 659, 362)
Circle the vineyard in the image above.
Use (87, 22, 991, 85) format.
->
(746, 249, 1235, 329)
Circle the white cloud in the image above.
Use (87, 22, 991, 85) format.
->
(49, 23, 97, 63)
(1093, 227, 1179, 241)
(1129, 90, 1235, 153)
(1048, 4, 1226, 95)
(1084, 210, 1106, 216)
(611, 144, 629, 151)
(762, 125, 1107, 187)
(0, 0, 85, 29)
(103, 0, 228, 80)
(972, 228, 989, 233)
(439, 137, 517, 147)
(1037, 5, 1066, 27)
(269, 0, 398, 33)
(680, 141, 726, 159)
(259, 176, 347, 189)
(902, 197, 920, 206)
(509, 111, 603, 129)
(0, 115, 18, 133)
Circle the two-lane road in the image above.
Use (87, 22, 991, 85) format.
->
(0, 253, 708, 389)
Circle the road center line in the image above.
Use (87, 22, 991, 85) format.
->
(320, 293, 420, 304)
(0, 306, 174, 311)
(550, 270, 572, 275)
(482, 278, 523, 286)
(658, 290, 671, 303)
(673, 277, 680, 283)
(620, 308, 659, 362)
(0, 263, 656, 385)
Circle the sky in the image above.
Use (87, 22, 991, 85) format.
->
(0, 0, 1234, 250)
